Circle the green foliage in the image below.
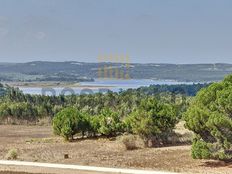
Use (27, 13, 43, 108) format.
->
(0, 83, 182, 147)
(5, 148, 18, 160)
(125, 97, 178, 145)
(53, 107, 87, 141)
(53, 98, 178, 144)
(53, 107, 125, 140)
(88, 115, 101, 136)
(0, 102, 38, 123)
(0, 82, 201, 125)
(98, 108, 123, 136)
(125, 110, 156, 138)
(191, 138, 211, 159)
(136, 83, 209, 96)
(185, 75, 232, 160)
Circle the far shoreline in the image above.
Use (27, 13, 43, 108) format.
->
(4, 81, 116, 89)
(3, 79, 205, 89)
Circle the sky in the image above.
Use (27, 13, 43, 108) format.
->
(0, 0, 232, 64)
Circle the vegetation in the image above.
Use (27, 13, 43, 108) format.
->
(1, 80, 224, 152)
(1, 72, 232, 164)
(124, 98, 177, 146)
(5, 149, 18, 160)
(185, 75, 232, 160)
(1, 61, 232, 82)
(135, 83, 209, 96)
(0, 82, 202, 124)
(51, 97, 177, 145)
(120, 134, 139, 150)
(53, 108, 84, 140)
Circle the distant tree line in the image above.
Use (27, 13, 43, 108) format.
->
(0, 83, 207, 125)
(134, 83, 210, 96)
(0, 82, 216, 149)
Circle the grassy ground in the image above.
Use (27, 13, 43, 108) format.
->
(0, 124, 231, 174)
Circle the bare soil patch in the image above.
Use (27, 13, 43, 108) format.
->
(0, 125, 232, 174)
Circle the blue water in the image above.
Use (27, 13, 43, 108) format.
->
(19, 79, 195, 96)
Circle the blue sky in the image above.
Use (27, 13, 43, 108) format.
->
(0, 0, 232, 63)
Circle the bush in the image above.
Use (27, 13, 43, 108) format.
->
(125, 98, 178, 146)
(89, 115, 101, 137)
(185, 75, 232, 160)
(5, 149, 18, 160)
(52, 98, 178, 146)
(53, 107, 88, 141)
(120, 134, 141, 150)
(98, 108, 124, 136)
(53, 107, 125, 140)
(191, 138, 211, 159)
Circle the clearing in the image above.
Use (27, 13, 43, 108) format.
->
(0, 125, 231, 174)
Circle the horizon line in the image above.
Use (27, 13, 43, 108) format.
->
(0, 60, 232, 65)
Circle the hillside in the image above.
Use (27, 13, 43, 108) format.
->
(0, 61, 232, 82)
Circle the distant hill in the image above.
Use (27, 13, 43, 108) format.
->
(0, 61, 232, 82)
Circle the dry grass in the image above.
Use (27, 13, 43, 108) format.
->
(119, 134, 145, 150)
(0, 172, 43, 174)
(0, 124, 231, 174)
(5, 149, 18, 160)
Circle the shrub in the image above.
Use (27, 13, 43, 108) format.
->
(120, 134, 138, 150)
(5, 149, 18, 160)
(98, 108, 124, 136)
(185, 75, 232, 160)
(191, 138, 211, 159)
(124, 97, 178, 146)
(53, 107, 87, 141)
(89, 115, 101, 137)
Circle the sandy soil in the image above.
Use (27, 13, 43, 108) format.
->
(0, 166, 109, 174)
(0, 125, 231, 174)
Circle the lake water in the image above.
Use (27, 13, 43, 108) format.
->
(19, 79, 195, 96)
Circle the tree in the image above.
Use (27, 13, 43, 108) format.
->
(125, 110, 156, 141)
(89, 115, 101, 137)
(0, 103, 11, 122)
(53, 107, 85, 141)
(98, 108, 123, 136)
(185, 75, 232, 160)
(125, 97, 177, 146)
